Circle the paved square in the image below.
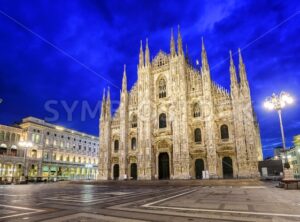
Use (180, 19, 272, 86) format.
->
(138, 186, 300, 220)
(0, 204, 44, 220)
(0, 181, 299, 221)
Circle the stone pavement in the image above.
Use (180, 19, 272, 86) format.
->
(0, 181, 299, 222)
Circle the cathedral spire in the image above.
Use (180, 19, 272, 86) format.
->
(185, 44, 190, 64)
(201, 37, 209, 71)
(229, 50, 238, 89)
(105, 87, 111, 119)
(238, 48, 249, 87)
(102, 88, 106, 103)
(170, 28, 176, 57)
(122, 64, 127, 92)
(100, 88, 106, 120)
(177, 25, 183, 55)
(139, 40, 144, 68)
(145, 38, 150, 67)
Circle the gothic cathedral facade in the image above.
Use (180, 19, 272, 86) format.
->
(98, 28, 263, 180)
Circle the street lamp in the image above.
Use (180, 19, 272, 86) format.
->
(18, 141, 33, 178)
(264, 92, 294, 169)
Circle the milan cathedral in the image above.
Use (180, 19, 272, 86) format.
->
(98, 27, 263, 180)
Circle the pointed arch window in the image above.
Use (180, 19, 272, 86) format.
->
(220, 124, 229, 140)
(194, 128, 202, 143)
(159, 113, 167, 128)
(131, 137, 136, 150)
(114, 140, 119, 152)
(193, 103, 201, 117)
(159, 78, 167, 98)
(131, 115, 137, 128)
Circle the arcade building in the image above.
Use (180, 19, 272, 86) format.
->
(0, 117, 99, 183)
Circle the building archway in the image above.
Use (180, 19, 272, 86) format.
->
(130, 163, 137, 180)
(57, 166, 62, 177)
(113, 164, 119, 180)
(2, 163, 13, 178)
(29, 164, 38, 177)
(16, 164, 23, 177)
(159, 152, 170, 180)
(195, 159, 204, 179)
(222, 157, 233, 179)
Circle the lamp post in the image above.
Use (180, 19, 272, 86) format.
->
(264, 92, 294, 170)
(18, 141, 33, 178)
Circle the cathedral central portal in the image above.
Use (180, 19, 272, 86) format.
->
(158, 152, 170, 180)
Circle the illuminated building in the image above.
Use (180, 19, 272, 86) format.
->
(0, 117, 99, 182)
(98, 29, 263, 180)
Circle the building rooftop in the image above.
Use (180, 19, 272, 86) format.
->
(19, 116, 99, 141)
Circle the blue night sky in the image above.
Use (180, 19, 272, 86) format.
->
(0, 0, 299, 158)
